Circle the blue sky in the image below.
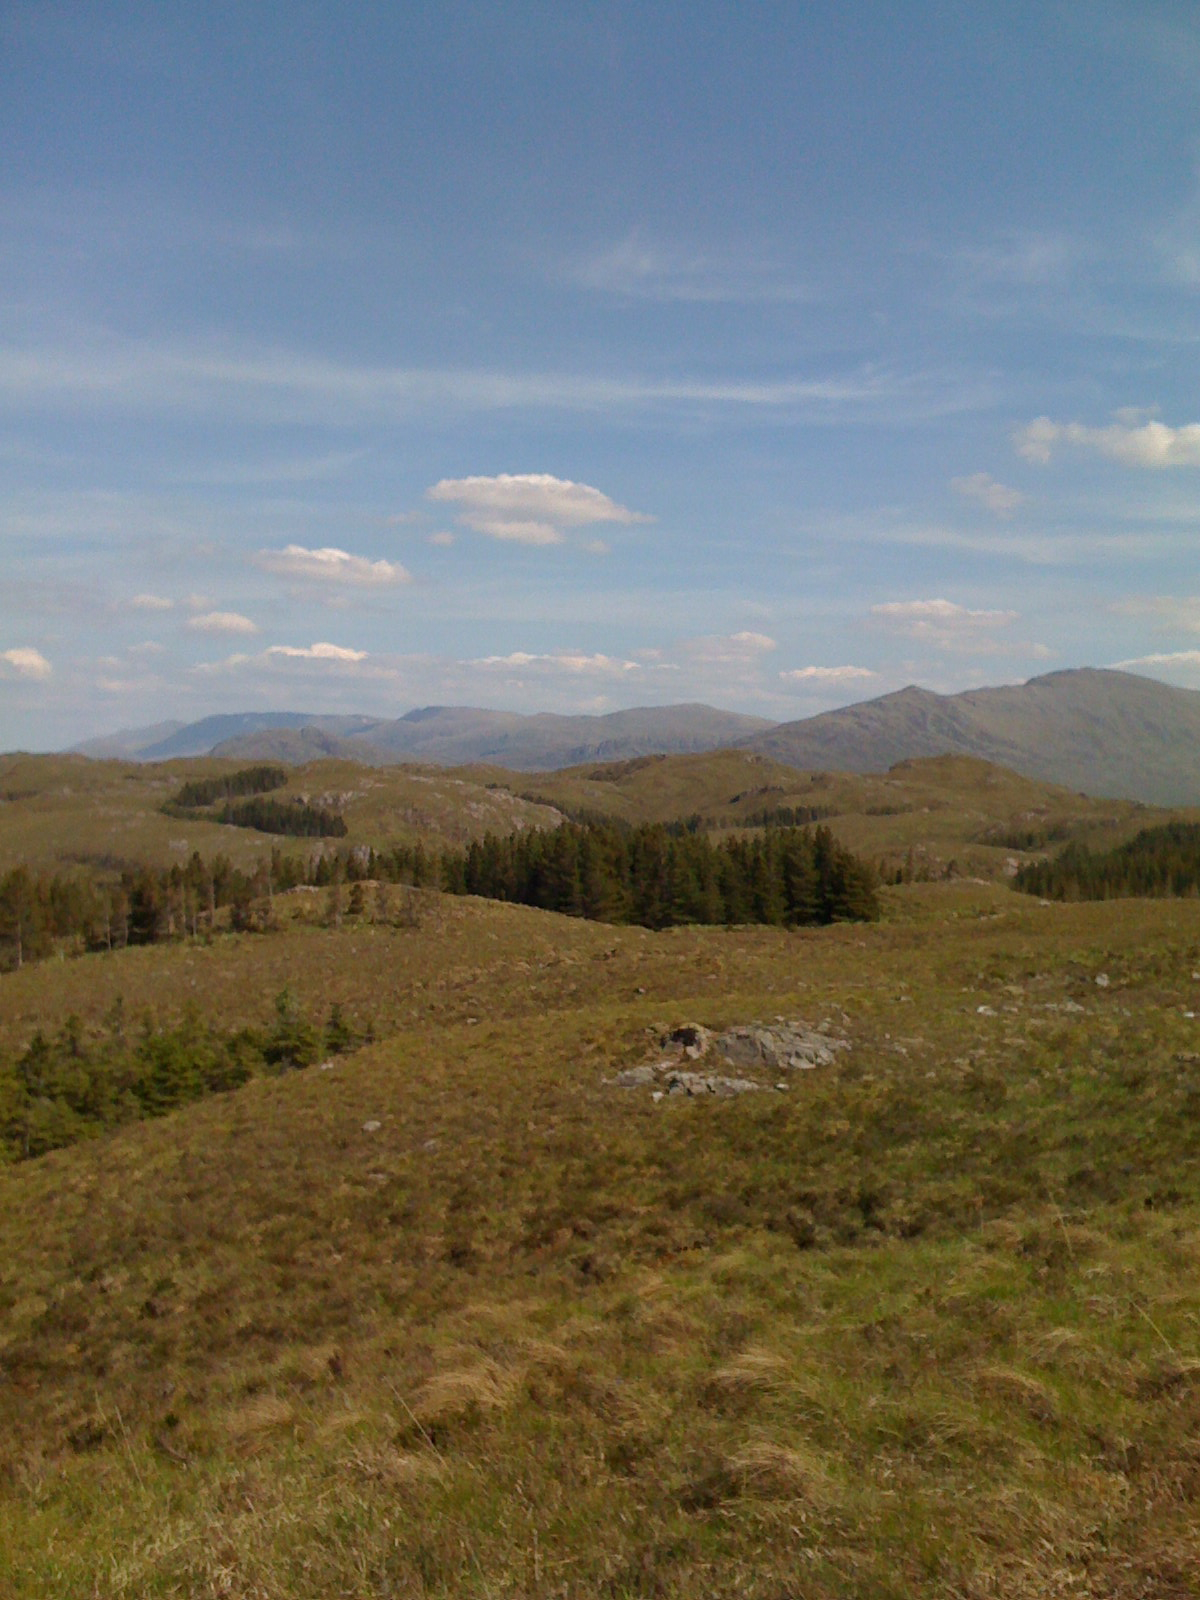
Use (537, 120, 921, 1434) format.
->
(4, 1, 1200, 748)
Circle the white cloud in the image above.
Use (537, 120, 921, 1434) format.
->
(871, 598, 1018, 653)
(427, 531, 456, 547)
(951, 472, 1026, 515)
(255, 544, 411, 585)
(1016, 416, 1200, 467)
(1, 646, 52, 680)
(266, 641, 368, 662)
(427, 473, 651, 547)
(187, 611, 259, 636)
(469, 650, 640, 675)
(130, 592, 173, 611)
(780, 665, 875, 683)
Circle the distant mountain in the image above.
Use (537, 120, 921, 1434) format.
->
(77, 703, 774, 770)
(211, 726, 387, 765)
(66, 671, 1200, 802)
(75, 712, 381, 762)
(345, 703, 776, 769)
(72, 720, 187, 760)
(747, 669, 1200, 805)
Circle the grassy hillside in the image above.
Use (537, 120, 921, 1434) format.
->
(0, 753, 561, 877)
(2, 882, 1200, 1595)
(505, 749, 1173, 881)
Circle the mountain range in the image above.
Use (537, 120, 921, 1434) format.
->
(69, 669, 1200, 805)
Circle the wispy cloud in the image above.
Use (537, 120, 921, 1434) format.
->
(0, 335, 976, 427)
(566, 230, 810, 304)
(951, 472, 1026, 516)
(1, 646, 52, 680)
(953, 230, 1076, 287)
(427, 473, 651, 546)
(871, 598, 1019, 653)
(1114, 649, 1200, 672)
(255, 544, 411, 586)
(1016, 415, 1200, 467)
(187, 611, 259, 636)
(129, 592, 174, 611)
(1110, 595, 1200, 633)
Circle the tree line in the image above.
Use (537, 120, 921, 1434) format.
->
(164, 794, 347, 837)
(0, 988, 367, 1162)
(1014, 821, 1200, 902)
(171, 765, 288, 807)
(1, 817, 879, 974)
(164, 763, 346, 837)
(439, 820, 879, 928)
(0, 853, 273, 970)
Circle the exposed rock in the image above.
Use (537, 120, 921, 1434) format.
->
(362, 1119, 382, 1133)
(610, 1015, 847, 1102)
(612, 1064, 661, 1088)
(665, 1023, 712, 1060)
(715, 1022, 846, 1072)
(664, 1070, 761, 1098)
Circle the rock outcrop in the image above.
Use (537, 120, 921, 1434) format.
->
(609, 1017, 848, 1102)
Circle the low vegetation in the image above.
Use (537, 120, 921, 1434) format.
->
(2, 884, 1199, 1595)
(3, 748, 1200, 1595)
(0, 987, 365, 1161)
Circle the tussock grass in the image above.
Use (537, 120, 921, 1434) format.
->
(3, 878, 1200, 1593)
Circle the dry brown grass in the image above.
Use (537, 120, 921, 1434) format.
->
(3, 874, 1200, 1594)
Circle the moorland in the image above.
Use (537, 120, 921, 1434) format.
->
(2, 741, 1200, 1597)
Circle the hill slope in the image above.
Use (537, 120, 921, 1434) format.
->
(3, 887, 1200, 1594)
(749, 668, 1200, 804)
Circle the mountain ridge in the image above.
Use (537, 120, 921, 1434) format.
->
(746, 668, 1200, 805)
(62, 669, 1200, 804)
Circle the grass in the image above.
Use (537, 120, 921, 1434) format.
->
(0, 753, 560, 876)
(3, 876, 1200, 1595)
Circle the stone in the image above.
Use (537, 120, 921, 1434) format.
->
(715, 1022, 845, 1072)
(665, 1023, 712, 1060)
(612, 1064, 660, 1088)
(663, 1070, 761, 1098)
(362, 1119, 381, 1133)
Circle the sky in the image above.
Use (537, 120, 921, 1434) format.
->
(4, 0, 1200, 749)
